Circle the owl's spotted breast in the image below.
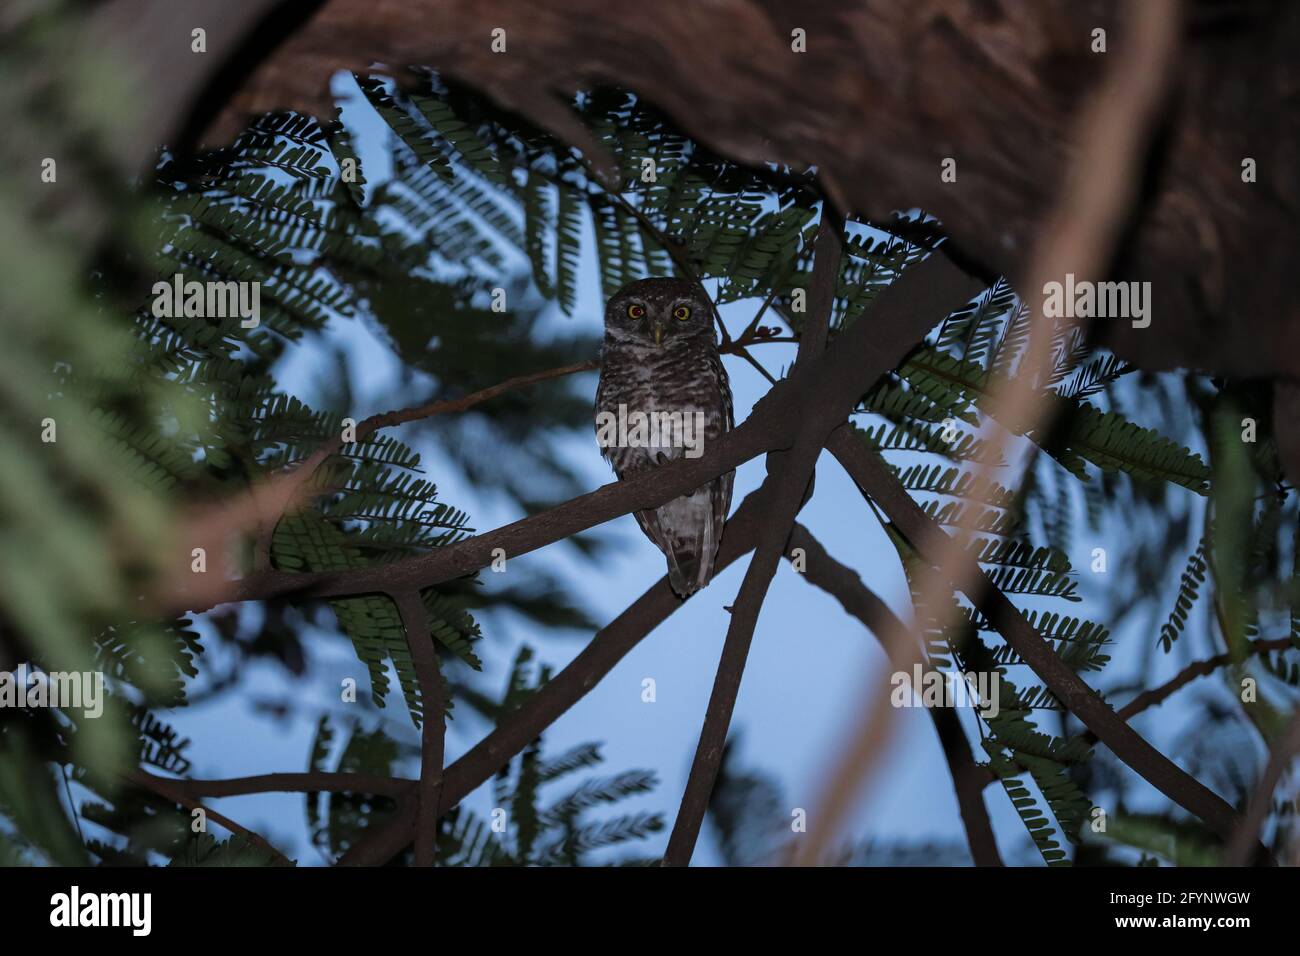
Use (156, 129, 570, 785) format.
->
(595, 336, 731, 472)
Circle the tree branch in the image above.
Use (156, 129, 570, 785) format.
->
(1224, 708, 1300, 866)
(337, 483, 777, 865)
(135, 770, 413, 799)
(125, 769, 292, 865)
(662, 214, 845, 867)
(1111, 637, 1296, 731)
(785, 522, 1003, 866)
(964, 635, 1300, 792)
(826, 429, 1266, 856)
(392, 589, 445, 866)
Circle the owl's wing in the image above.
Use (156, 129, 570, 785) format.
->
(708, 346, 735, 550)
(630, 505, 667, 554)
(635, 488, 722, 596)
(712, 468, 734, 551)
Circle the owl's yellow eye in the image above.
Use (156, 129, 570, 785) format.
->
(673, 305, 691, 321)
(627, 304, 645, 319)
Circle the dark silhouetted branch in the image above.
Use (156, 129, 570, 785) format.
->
(138, 771, 413, 799)
(827, 428, 1265, 857)
(785, 523, 1003, 866)
(662, 214, 844, 867)
(1224, 709, 1300, 866)
(125, 769, 292, 865)
(338, 484, 777, 865)
(1110, 636, 1296, 731)
(393, 589, 446, 867)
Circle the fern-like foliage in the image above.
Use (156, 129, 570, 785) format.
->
(300, 645, 664, 866)
(891, 519, 1100, 866)
(1158, 531, 1211, 653)
(169, 833, 295, 867)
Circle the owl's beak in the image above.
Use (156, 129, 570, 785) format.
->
(653, 324, 664, 346)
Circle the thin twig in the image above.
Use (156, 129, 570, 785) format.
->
(733, 346, 779, 386)
(134, 770, 413, 799)
(1224, 709, 1300, 866)
(959, 634, 1300, 791)
(126, 769, 292, 865)
(392, 589, 446, 867)
(735, 262, 793, 345)
(1111, 637, 1296, 731)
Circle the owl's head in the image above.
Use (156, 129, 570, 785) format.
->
(604, 277, 713, 348)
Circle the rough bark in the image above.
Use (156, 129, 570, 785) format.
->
(177, 0, 1298, 381)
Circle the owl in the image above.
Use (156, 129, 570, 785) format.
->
(595, 278, 734, 597)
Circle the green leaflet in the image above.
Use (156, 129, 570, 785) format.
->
(305, 718, 404, 860)
(896, 342, 1210, 494)
(855, 418, 1007, 465)
(524, 170, 557, 299)
(358, 76, 453, 181)
(935, 276, 1016, 366)
(556, 186, 584, 314)
(1057, 402, 1211, 494)
(1158, 531, 1210, 652)
(272, 510, 480, 723)
(409, 92, 510, 187)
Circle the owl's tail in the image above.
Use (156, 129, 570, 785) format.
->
(666, 549, 709, 598)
